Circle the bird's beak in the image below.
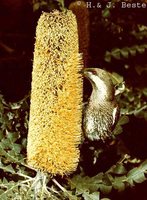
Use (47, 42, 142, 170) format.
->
(79, 68, 96, 77)
(82, 68, 94, 77)
(78, 69, 89, 77)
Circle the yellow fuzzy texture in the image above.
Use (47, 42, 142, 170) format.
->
(69, 1, 89, 67)
(27, 10, 83, 175)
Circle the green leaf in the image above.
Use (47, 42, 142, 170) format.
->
(33, 2, 40, 11)
(6, 131, 20, 143)
(113, 125, 123, 136)
(112, 176, 126, 192)
(112, 164, 127, 175)
(120, 48, 129, 58)
(141, 159, 147, 167)
(111, 49, 121, 60)
(111, 72, 124, 84)
(143, 88, 147, 96)
(0, 164, 15, 174)
(129, 48, 136, 56)
(102, 9, 110, 18)
(127, 160, 147, 185)
(82, 191, 100, 200)
(2, 177, 8, 184)
(137, 46, 145, 54)
(134, 172, 146, 184)
(70, 174, 102, 195)
(12, 144, 22, 154)
(118, 116, 129, 126)
(127, 168, 145, 184)
(105, 51, 111, 62)
(99, 185, 112, 194)
(1, 138, 11, 148)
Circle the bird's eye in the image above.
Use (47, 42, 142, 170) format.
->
(92, 70, 97, 75)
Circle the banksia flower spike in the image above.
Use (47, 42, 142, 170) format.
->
(69, 1, 89, 68)
(27, 10, 83, 175)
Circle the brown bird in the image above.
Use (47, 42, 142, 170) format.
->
(83, 68, 120, 141)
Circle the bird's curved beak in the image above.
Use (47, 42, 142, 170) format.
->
(78, 69, 89, 78)
(81, 68, 94, 77)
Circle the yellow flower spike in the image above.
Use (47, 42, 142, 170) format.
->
(27, 10, 83, 175)
(69, 1, 89, 68)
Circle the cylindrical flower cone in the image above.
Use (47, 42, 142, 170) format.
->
(27, 10, 83, 175)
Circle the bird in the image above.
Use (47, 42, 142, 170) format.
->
(82, 68, 120, 142)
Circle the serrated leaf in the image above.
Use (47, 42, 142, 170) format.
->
(112, 176, 126, 192)
(129, 48, 136, 56)
(93, 173, 104, 182)
(111, 72, 124, 84)
(3, 164, 15, 174)
(118, 116, 129, 126)
(137, 46, 145, 54)
(70, 175, 101, 195)
(113, 182, 125, 192)
(102, 174, 113, 186)
(127, 160, 147, 185)
(120, 48, 129, 58)
(12, 144, 21, 154)
(6, 131, 19, 143)
(99, 185, 112, 194)
(139, 160, 147, 175)
(2, 177, 8, 184)
(1, 138, 11, 148)
(134, 172, 146, 183)
(112, 164, 127, 175)
(105, 51, 111, 62)
(127, 168, 145, 184)
(82, 191, 100, 200)
(141, 160, 147, 168)
(0, 189, 5, 195)
(111, 49, 121, 60)
(113, 125, 123, 136)
(112, 183, 123, 192)
(7, 150, 15, 157)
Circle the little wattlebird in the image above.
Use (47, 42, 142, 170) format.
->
(83, 68, 120, 142)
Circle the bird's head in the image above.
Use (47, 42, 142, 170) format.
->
(83, 68, 115, 101)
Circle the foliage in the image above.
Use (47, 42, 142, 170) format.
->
(70, 159, 147, 196)
(0, 75, 147, 199)
(105, 44, 147, 63)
